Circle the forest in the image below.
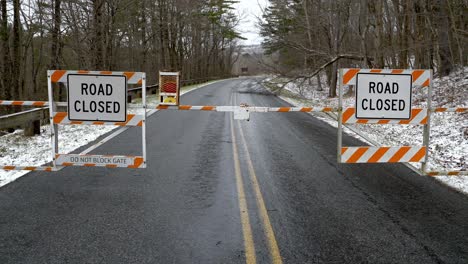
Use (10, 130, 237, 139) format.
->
(260, 0, 467, 97)
(0, 0, 242, 103)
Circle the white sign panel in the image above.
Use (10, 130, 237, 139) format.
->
(355, 73, 412, 119)
(68, 74, 127, 122)
(56, 154, 135, 167)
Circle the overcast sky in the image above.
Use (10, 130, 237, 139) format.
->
(233, 0, 269, 45)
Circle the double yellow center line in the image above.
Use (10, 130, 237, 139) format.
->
(230, 110, 283, 264)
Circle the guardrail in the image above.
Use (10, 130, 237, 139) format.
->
(0, 76, 227, 136)
(0, 108, 47, 136)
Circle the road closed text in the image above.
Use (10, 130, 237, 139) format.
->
(355, 73, 412, 119)
(361, 82, 405, 111)
(67, 74, 127, 122)
(73, 83, 121, 114)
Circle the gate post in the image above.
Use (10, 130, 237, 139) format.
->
(337, 69, 343, 163)
(47, 71, 59, 167)
(421, 70, 433, 172)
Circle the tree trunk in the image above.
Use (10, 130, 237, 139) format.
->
(0, 0, 11, 102)
(92, 0, 104, 70)
(434, 0, 452, 76)
(12, 0, 21, 100)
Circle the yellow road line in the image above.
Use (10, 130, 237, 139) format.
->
(230, 116, 257, 264)
(238, 123, 283, 264)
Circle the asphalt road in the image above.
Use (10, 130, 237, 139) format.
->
(1, 78, 467, 263)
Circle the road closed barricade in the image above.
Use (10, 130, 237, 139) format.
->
(48, 70, 147, 169)
(337, 68, 467, 176)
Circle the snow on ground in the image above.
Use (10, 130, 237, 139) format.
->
(0, 80, 219, 187)
(264, 68, 468, 194)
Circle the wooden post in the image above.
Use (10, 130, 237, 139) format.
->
(24, 120, 40, 136)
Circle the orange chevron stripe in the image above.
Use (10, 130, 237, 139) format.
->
(32, 101, 46, 106)
(343, 69, 359, 84)
(84, 163, 96, 167)
(62, 162, 73, 166)
(123, 72, 135, 80)
(341, 147, 348, 155)
(300, 107, 312, 112)
(356, 119, 368, 124)
(448, 171, 460, 175)
(12, 101, 24, 105)
(368, 147, 390, 163)
(342, 108, 355, 123)
(137, 121, 143, 126)
(100, 71, 112, 75)
(157, 105, 169, 109)
(128, 157, 144, 168)
(53, 112, 67, 124)
(456, 108, 467, 112)
(179, 105, 191, 110)
(377, 120, 390, 124)
(409, 147, 426, 162)
(77, 70, 89, 74)
(93, 122, 105, 125)
(421, 78, 430, 87)
(323, 107, 333, 112)
(435, 108, 446, 112)
(391, 69, 404, 74)
(347, 147, 369, 163)
(420, 117, 428, 124)
(370, 69, 382, 73)
(388, 146, 410, 162)
(411, 70, 424, 82)
(3, 166, 15, 170)
(25, 166, 36, 170)
(51, 70, 66, 83)
(106, 164, 118, 168)
(278, 107, 290, 112)
(201, 106, 215, 111)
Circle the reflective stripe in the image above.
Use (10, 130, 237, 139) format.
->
(52, 112, 143, 126)
(341, 146, 426, 163)
(342, 108, 428, 124)
(341, 68, 431, 87)
(48, 70, 143, 84)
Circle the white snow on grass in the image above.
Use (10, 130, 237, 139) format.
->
(264, 68, 468, 194)
(0, 80, 220, 187)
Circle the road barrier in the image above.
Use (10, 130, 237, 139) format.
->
(1, 71, 465, 176)
(47, 70, 147, 169)
(337, 68, 432, 169)
(337, 68, 466, 176)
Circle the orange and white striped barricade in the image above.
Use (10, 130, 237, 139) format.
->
(0, 100, 48, 106)
(159, 72, 180, 106)
(47, 70, 147, 169)
(54, 154, 144, 168)
(154, 105, 337, 113)
(337, 68, 433, 171)
(153, 104, 339, 121)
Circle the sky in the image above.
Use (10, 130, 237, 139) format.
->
(233, 0, 269, 45)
